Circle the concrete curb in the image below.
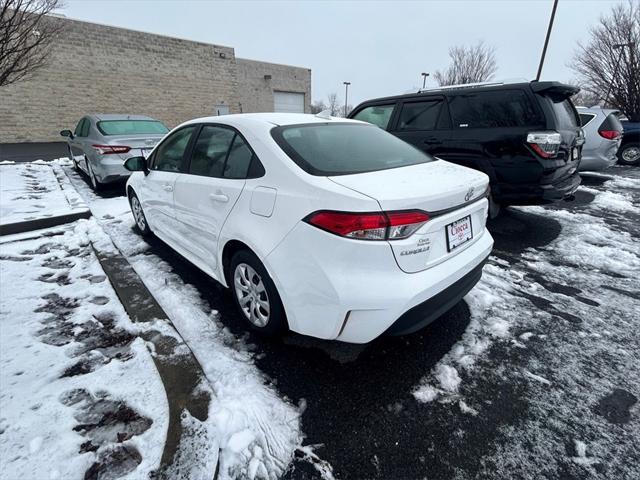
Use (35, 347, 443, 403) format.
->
(0, 210, 92, 236)
(91, 243, 216, 477)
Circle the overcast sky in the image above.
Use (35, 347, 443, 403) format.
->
(63, 0, 619, 107)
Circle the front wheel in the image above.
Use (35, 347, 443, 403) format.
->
(230, 250, 287, 336)
(86, 159, 102, 191)
(618, 143, 640, 165)
(129, 191, 152, 236)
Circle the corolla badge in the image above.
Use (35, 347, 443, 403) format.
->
(464, 187, 475, 202)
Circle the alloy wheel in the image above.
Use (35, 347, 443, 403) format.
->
(622, 146, 640, 164)
(131, 196, 147, 231)
(234, 263, 270, 327)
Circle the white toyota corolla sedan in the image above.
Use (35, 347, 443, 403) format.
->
(124, 113, 494, 343)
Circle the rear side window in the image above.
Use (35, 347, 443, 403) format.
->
(224, 135, 254, 179)
(73, 119, 85, 137)
(448, 90, 543, 128)
(351, 105, 394, 129)
(549, 99, 579, 129)
(579, 113, 596, 127)
(272, 123, 433, 176)
(398, 100, 443, 131)
(80, 118, 91, 137)
(97, 120, 169, 136)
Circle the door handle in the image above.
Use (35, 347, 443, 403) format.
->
(163, 184, 173, 192)
(209, 193, 229, 203)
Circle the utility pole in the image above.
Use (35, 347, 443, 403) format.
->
(343, 81, 351, 117)
(421, 72, 430, 89)
(604, 42, 635, 106)
(536, 0, 559, 81)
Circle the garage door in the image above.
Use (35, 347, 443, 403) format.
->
(274, 92, 305, 113)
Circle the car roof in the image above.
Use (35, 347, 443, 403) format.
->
(575, 106, 620, 116)
(180, 113, 365, 128)
(88, 114, 160, 121)
(350, 81, 577, 109)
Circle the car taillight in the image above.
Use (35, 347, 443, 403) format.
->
(599, 130, 621, 140)
(526, 131, 562, 158)
(304, 210, 430, 240)
(92, 144, 131, 155)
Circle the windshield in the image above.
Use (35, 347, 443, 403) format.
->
(271, 123, 434, 176)
(97, 120, 169, 136)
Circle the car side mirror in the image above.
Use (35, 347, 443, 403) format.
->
(124, 156, 148, 174)
(60, 129, 73, 139)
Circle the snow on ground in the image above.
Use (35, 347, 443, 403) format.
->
(412, 167, 640, 478)
(0, 222, 168, 479)
(0, 161, 87, 228)
(64, 167, 304, 479)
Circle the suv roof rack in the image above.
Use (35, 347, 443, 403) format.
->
(418, 78, 529, 93)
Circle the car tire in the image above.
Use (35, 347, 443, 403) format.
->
(69, 148, 80, 172)
(86, 158, 102, 191)
(229, 250, 287, 336)
(617, 142, 640, 165)
(128, 191, 152, 237)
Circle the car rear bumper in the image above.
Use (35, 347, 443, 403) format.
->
(496, 170, 581, 205)
(579, 145, 619, 172)
(94, 156, 131, 183)
(266, 221, 494, 343)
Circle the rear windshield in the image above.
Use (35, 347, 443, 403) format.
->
(271, 123, 434, 176)
(548, 99, 579, 129)
(97, 120, 169, 136)
(448, 89, 544, 128)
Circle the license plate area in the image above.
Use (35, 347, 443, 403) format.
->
(446, 215, 473, 252)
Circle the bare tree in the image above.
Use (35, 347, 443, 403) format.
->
(434, 41, 497, 86)
(326, 92, 341, 116)
(569, 81, 602, 107)
(571, 0, 639, 120)
(310, 100, 327, 114)
(0, 0, 63, 88)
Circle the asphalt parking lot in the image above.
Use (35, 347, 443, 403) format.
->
(63, 164, 639, 479)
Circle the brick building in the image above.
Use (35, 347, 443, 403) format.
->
(0, 15, 311, 143)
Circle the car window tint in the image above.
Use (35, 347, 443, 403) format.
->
(398, 100, 443, 131)
(548, 99, 579, 129)
(153, 126, 195, 173)
(80, 118, 91, 137)
(74, 119, 85, 137)
(352, 105, 394, 129)
(579, 113, 596, 127)
(189, 126, 235, 178)
(448, 90, 543, 128)
(272, 123, 433, 176)
(224, 135, 253, 179)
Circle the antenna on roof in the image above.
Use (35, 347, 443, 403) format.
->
(315, 110, 333, 120)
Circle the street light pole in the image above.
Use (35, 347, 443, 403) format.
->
(604, 42, 634, 106)
(536, 0, 559, 81)
(343, 81, 351, 117)
(421, 72, 430, 89)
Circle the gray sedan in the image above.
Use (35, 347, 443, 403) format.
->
(576, 107, 623, 172)
(61, 114, 168, 190)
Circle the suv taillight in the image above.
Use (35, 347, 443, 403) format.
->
(304, 210, 430, 240)
(92, 144, 131, 155)
(526, 131, 562, 159)
(598, 130, 621, 140)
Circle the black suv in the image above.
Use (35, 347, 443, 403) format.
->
(349, 81, 584, 215)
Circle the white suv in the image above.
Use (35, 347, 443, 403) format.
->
(125, 113, 493, 343)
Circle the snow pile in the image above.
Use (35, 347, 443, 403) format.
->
(0, 224, 167, 479)
(0, 162, 88, 227)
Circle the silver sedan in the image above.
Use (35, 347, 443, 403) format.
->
(576, 107, 623, 172)
(61, 114, 168, 190)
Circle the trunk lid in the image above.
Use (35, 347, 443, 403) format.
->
(329, 160, 490, 273)
(107, 134, 165, 159)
